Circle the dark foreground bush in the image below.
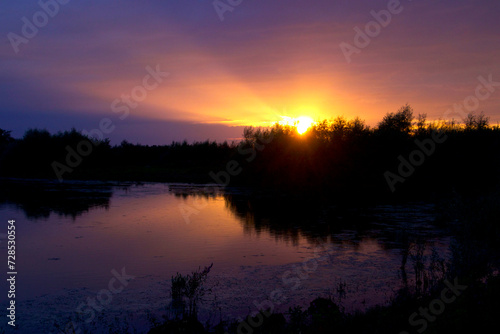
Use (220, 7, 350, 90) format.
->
(148, 276, 500, 334)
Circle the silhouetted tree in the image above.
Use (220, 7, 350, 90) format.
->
(465, 112, 489, 131)
(1, 105, 499, 198)
(415, 113, 427, 135)
(378, 104, 414, 134)
(0, 128, 13, 145)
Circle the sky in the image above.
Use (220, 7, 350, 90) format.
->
(1, 0, 500, 144)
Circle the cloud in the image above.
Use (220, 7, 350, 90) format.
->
(1, 0, 499, 141)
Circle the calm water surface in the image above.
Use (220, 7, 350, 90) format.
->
(0, 180, 451, 333)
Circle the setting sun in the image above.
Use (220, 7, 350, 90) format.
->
(278, 116, 315, 135)
(296, 116, 315, 134)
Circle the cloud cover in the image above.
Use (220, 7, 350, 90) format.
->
(0, 0, 499, 144)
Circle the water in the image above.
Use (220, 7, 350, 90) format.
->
(0, 179, 451, 333)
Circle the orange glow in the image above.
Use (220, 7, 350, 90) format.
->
(278, 116, 316, 134)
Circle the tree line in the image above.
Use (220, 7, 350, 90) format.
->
(1, 105, 499, 199)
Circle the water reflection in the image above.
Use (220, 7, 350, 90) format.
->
(222, 191, 446, 252)
(0, 181, 458, 333)
(0, 180, 448, 262)
(0, 178, 114, 219)
(169, 185, 452, 296)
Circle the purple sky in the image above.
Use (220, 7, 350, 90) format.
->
(1, 0, 500, 144)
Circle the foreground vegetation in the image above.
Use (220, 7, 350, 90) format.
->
(147, 277, 500, 334)
(145, 193, 500, 334)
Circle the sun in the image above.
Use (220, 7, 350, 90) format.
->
(277, 115, 316, 134)
(295, 116, 315, 135)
